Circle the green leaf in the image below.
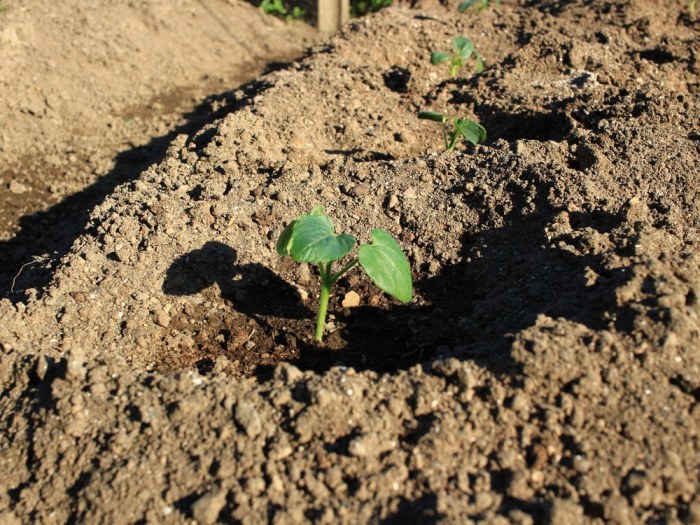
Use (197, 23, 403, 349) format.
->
(430, 51, 451, 65)
(475, 53, 485, 73)
(288, 213, 355, 263)
(418, 111, 446, 123)
(451, 36, 474, 59)
(276, 220, 297, 256)
(358, 229, 412, 303)
(457, 0, 479, 11)
(454, 118, 487, 145)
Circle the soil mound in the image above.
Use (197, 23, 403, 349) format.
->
(1, 1, 699, 523)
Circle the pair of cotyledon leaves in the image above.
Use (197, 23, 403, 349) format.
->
(417, 110, 487, 146)
(277, 206, 412, 303)
(430, 36, 484, 75)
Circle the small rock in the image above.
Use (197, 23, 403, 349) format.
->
(274, 362, 302, 385)
(349, 183, 370, 198)
(154, 310, 170, 328)
(8, 180, 30, 194)
(341, 291, 360, 308)
(191, 489, 227, 525)
(385, 194, 399, 210)
(348, 432, 395, 457)
(65, 349, 87, 381)
(235, 401, 262, 439)
(547, 498, 584, 525)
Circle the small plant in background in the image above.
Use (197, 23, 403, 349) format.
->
(351, 0, 392, 17)
(0, 4, 9, 13)
(418, 111, 486, 151)
(278, 205, 412, 342)
(430, 36, 484, 77)
(457, 0, 500, 12)
(690, 0, 697, 18)
(260, 0, 306, 20)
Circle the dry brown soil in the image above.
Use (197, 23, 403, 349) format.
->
(1, 0, 699, 524)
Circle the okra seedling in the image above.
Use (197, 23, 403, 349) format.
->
(277, 205, 412, 342)
(418, 111, 486, 151)
(430, 36, 484, 77)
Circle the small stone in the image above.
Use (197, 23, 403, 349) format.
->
(274, 362, 302, 385)
(348, 432, 395, 457)
(547, 498, 584, 525)
(235, 401, 262, 439)
(154, 310, 170, 328)
(191, 489, 227, 525)
(8, 180, 30, 194)
(65, 349, 87, 381)
(385, 194, 399, 210)
(341, 291, 361, 308)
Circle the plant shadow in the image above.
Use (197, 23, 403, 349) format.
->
(163, 241, 310, 320)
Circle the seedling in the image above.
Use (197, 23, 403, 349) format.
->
(691, 0, 697, 17)
(457, 0, 499, 12)
(430, 36, 484, 77)
(277, 206, 412, 342)
(260, 0, 306, 20)
(418, 111, 486, 151)
(351, 0, 392, 17)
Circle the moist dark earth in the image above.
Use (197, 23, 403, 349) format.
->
(1, 0, 699, 523)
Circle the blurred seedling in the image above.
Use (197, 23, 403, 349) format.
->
(351, 0, 392, 17)
(690, 0, 697, 17)
(457, 0, 500, 12)
(260, 0, 306, 20)
(277, 205, 412, 342)
(430, 36, 484, 77)
(0, 4, 8, 13)
(418, 111, 486, 151)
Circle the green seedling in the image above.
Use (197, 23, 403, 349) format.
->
(691, 0, 697, 17)
(351, 0, 392, 17)
(430, 36, 484, 77)
(457, 0, 499, 12)
(277, 205, 412, 342)
(418, 111, 486, 151)
(260, 0, 306, 19)
(0, 4, 8, 13)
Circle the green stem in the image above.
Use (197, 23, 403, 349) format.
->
(447, 118, 461, 151)
(315, 262, 333, 342)
(331, 257, 358, 284)
(441, 121, 450, 151)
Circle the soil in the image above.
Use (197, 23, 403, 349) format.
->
(1, 0, 699, 524)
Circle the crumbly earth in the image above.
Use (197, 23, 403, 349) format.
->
(1, 0, 699, 524)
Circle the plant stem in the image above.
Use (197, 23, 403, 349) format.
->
(331, 257, 358, 284)
(441, 121, 450, 151)
(315, 262, 333, 342)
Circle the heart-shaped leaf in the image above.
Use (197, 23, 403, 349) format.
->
(451, 36, 474, 59)
(285, 208, 355, 263)
(430, 51, 452, 65)
(276, 219, 297, 256)
(454, 118, 487, 145)
(358, 229, 412, 303)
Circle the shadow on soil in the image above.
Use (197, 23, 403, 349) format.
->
(162, 193, 629, 379)
(379, 494, 443, 524)
(292, 208, 626, 377)
(164, 241, 309, 320)
(0, 76, 276, 303)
